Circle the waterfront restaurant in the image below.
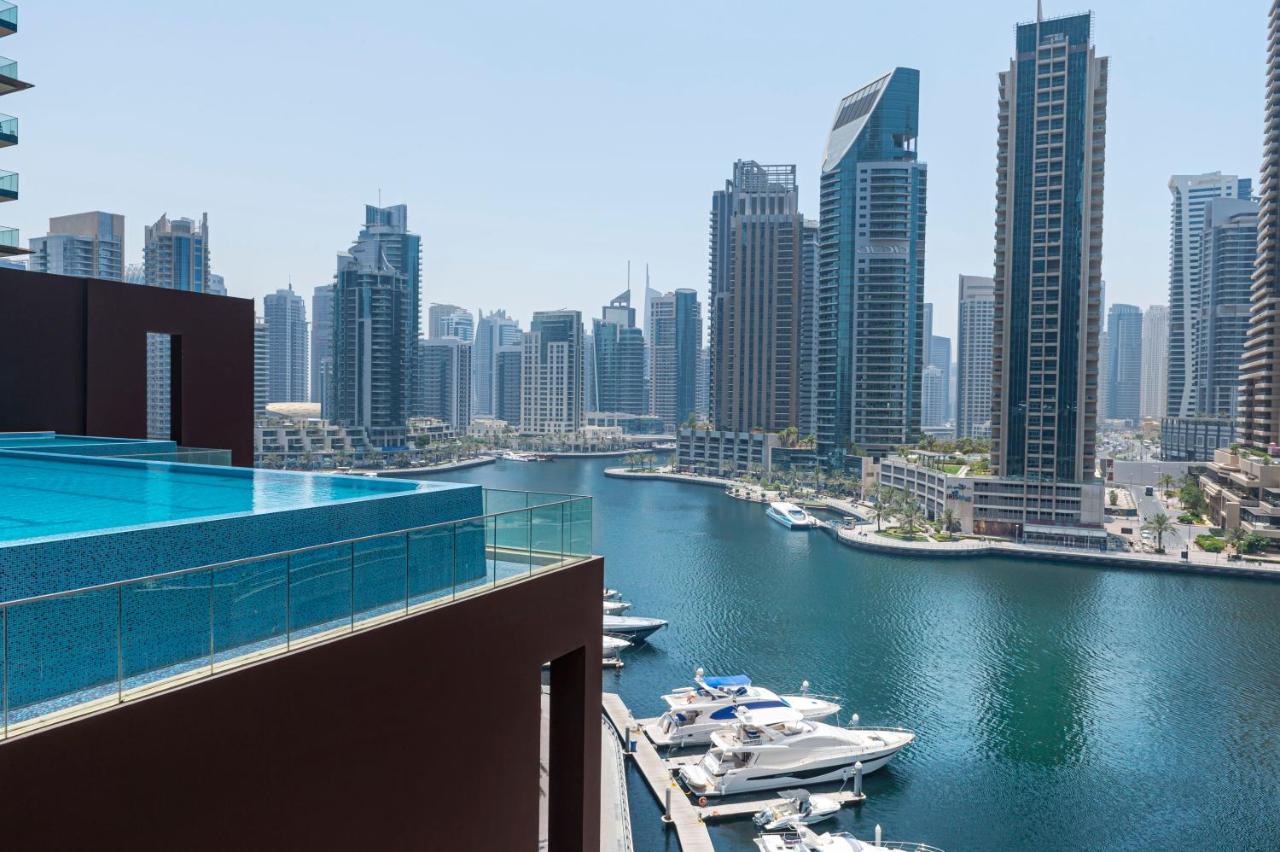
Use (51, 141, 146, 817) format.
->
(0, 269, 603, 851)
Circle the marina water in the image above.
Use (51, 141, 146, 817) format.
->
(428, 457, 1280, 851)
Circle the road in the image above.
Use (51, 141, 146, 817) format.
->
(1128, 485, 1206, 554)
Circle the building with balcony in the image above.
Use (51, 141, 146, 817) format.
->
(956, 275, 996, 438)
(676, 427, 780, 476)
(592, 289, 647, 417)
(1140, 304, 1169, 420)
(473, 309, 522, 417)
(414, 336, 472, 430)
(520, 310, 585, 435)
(29, 211, 124, 280)
(0, 9, 28, 259)
(427, 303, 474, 341)
(264, 284, 308, 403)
(311, 283, 334, 413)
(1200, 447, 1280, 542)
(648, 288, 700, 431)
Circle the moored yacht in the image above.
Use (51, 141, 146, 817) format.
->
(679, 706, 913, 797)
(767, 502, 817, 529)
(603, 599, 631, 615)
(603, 614, 667, 643)
(754, 825, 943, 851)
(647, 670, 841, 747)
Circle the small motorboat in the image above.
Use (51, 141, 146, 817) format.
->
(648, 670, 841, 747)
(679, 706, 913, 797)
(603, 635, 631, 658)
(753, 789, 841, 831)
(603, 599, 632, 614)
(754, 824, 943, 851)
(766, 502, 817, 529)
(603, 588, 622, 600)
(603, 614, 667, 643)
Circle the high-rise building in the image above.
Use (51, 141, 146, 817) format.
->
(1140, 304, 1169, 419)
(1195, 199, 1259, 418)
(144, 213, 211, 292)
(991, 12, 1107, 484)
(817, 69, 927, 459)
(494, 345, 523, 425)
(29, 212, 124, 280)
(649, 289, 700, 430)
(1098, 329, 1111, 422)
(1106, 304, 1143, 422)
(925, 334, 951, 427)
(582, 332, 596, 413)
(956, 275, 996, 439)
(592, 289, 647, 415)
(428, 303, 474, 341)
(709, 160, 804, 434)
(143, 212, 213, 440)
(264, 286, 308, 403)
(798, 219, 821, 438)
(1167, 173, 1252, 419)
(206, 273, 226, 296)
(520, 310, 584, 434)
(695, 346, 710, 423)
(331, 204, 421, 447)
(922, 365, 946, 431)
(0, 26, 30, 259)
(311, 283, 335, 413)
(415, 337, 472, 430)
(253, 316, 268, 415)
(473, 309, 522, 416)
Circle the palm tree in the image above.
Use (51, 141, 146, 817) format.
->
(1226, 526, 1250, 557)
(871, 484, 892, 531)
(1157, 473, 1176, 498)
(897, 497, 923, 535)
(1142, 512, 1173, 553)
(939, 508, 958, 536)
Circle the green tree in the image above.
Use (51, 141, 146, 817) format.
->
(1109, 489, 1119, 507)
(897, 496, 923, 535)
(1157, 473, 1176, 498)
(939, 508, 958, 535)
(1226, 526, 1250, 557)
(1142, 512, 1173, 553)
(1179, 479, 1208, 516)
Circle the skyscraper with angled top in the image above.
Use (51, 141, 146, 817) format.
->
(990, 10, 1107, 485)
(592, 289, 646, 415)
(816, 68, 927, 460)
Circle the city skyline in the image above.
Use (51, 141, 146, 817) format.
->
(14, 1, 1266, 339)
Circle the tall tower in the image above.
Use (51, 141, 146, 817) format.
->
(709, 160, 804, 433)
(428, 303, 474, 341)
(1195, 198, 1259, 418)
(956, 275, 996, 439)
(264, 285, 309, 403)
(592, 289, 647, 415)
(1139, 304, 1169, 419)
(311, 283, 335, 412)
(1105, 304, 1143, 423)
(816, 69, 927, 459)
(473, 310, 522, 417)
(1167, 173, 1251, 418)
(1239, 0, 1280, 448)
(30, 212, 124, 280)
(991, 12, 1107, 482)
(520, 310, 584, 434)
(331, 204, 421, 446)
(649, 289, 701, 430)
(0, 7, 31, 261)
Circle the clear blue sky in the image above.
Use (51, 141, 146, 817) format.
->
(12, 0, 1268, 341)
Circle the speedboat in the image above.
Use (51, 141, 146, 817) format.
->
(602, 635, 631, 658)
(753, 789, 841, 831)
(502, 451, 537, 462)
(603, 599, 632, 615)
(603, 614, 667, 643)
(603, 588, 622, 600)
(679, 706, 913, 797)
(647, 670, 841, 747)
(755, 825, 942, 851)
(767, 502, 817, 529)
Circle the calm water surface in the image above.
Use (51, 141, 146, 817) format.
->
(431, 458, 1280, 851)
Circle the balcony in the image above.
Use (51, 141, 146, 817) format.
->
(0, 56, 28, 95)
(0, 112, 16, 147)
(0, 224, 26, 255)
(0, 487, 592, 739)
(0, 169, 16, 201)
(0, 3, 14, 37)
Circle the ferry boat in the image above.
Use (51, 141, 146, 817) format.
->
(647, 671, 841, 747)
(767, 502, 817, 529)
(679, 706, 913, 797)
(755, 825, 943, 851)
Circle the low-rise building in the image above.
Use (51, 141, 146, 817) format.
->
(1200, 447, 1280, 542)
(676, 427, 779, 476)
(256, 416, 371, 466)
(1161, 416, 1237, 461)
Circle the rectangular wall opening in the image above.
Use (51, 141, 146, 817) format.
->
(145, 332, 181, 441)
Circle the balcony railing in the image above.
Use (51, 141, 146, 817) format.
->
(0, 169, 17, 200)
(0, 3, 15, 35)
(0, 488, 592, 740)
(0, 112, 16, 147)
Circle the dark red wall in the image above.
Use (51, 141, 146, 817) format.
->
(0, 268, 254, 465)
(0, 558, 603, 852)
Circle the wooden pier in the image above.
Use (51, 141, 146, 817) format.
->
(602, 693, 867, 850)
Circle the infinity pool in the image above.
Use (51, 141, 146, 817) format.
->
(0, 452, 419, 545)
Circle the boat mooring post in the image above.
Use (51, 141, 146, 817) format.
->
(662, 785, 674, 824)
(852, 761, 865, 802)
(627, 723, 637, 753)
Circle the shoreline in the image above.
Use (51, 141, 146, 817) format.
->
(606, 466, 1280, 582)
(371, 456, 497, 477)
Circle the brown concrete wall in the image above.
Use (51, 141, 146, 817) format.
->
(0, 268, 254, 465)
(0, 558, 603, 852)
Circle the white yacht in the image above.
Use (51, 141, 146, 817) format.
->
(647, 671, 841, 747)
(755, 825, 942, 851)
(679, 706, 913, 797)
(753, 789, 841, 831)
(603, 614, 667, 643)
(767, 502, 817, 529)
(603, 588, 623, 601)
(602, 635, 631, 658)
(602, 599, 631, 615)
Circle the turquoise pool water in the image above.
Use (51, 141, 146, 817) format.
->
(0, 452, 419, 544)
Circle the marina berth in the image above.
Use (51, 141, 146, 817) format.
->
(754, 824, 943, 851)
(679, 706, 913, 797)
(767, 501, 818, 529)
(648, 670, 841, 748)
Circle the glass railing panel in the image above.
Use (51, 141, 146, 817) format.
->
(121, 570, 211, 692)
(407, 524, 454, 606)
(288, 544, 352, 642)
(353, 534, 406, 621)
(484, 488, 529, 515)
(1, 606, 5, 737)
(0, 170, 17, 194)
(0, 114, 17, 138)
(568, 497, 593, 556)
(0, 3, 16, 29)
(213, 555, 287, 664)
(493, 508, 532, 583)
(454, 516, 488, 594)
(0, 227, 16, 247)
(0, 59, 16, 79)
(530, 501, 565, 566)
(5, 587, 118, 727)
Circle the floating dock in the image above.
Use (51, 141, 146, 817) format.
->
(602, 692, 865, 850)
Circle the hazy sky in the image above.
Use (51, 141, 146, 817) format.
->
(14, 0, 1268, 340)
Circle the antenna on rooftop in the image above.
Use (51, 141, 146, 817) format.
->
(1037, 0, 1044, 23)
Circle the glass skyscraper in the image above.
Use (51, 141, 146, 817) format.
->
(991, 12, 1107, 483)
(816, 68, 927, 459)
(1105, 304, 1142, 422)
(264, 285, 309, 403)
(592, 289, 647, 415)
(649, 289, 700, 431)
(30, 212, 124, 280)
